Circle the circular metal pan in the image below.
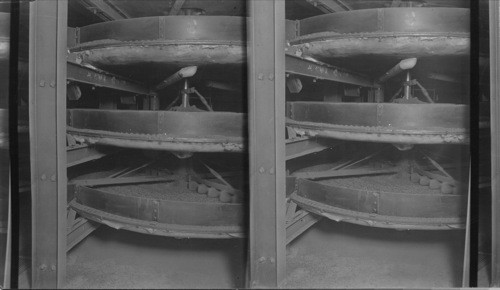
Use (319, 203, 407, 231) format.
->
(291, 178, 465, 230)
(286, 102, 469, 144)
(67, 109, 246, 152)
(290, 8, 469, 60)
(70, 16, 246, 72)
(70, 184, 244, 239)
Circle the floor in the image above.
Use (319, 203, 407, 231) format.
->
(19, 218, 467, 288)
(283, 219, 466, 288)
(20, 227, 247, 289)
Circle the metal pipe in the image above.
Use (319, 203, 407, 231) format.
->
(154, 66, 197, 91)
(181, 79, 189, 107)
(404, 71, 411, 99)
(377, 58, 417, 83)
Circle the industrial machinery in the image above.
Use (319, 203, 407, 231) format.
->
(13, 0, 496, 288)
(284, 3, 470, 231)
(65, 1, 248, 240)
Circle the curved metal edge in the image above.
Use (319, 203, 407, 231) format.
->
(297, 8, 470, 37)
(287, 123, 469, 145)
(291, 193, 465, 231)
(70, 200, 245, 239)
(73, 15, 246, 49)
(71, 39, 246, 52)
(68, 131, 246, 153)
(290, 32, 470, 46)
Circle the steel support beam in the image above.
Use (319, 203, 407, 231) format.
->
(248, 0, 286, 287)
(285, 54, 375, 88)
(285, 137, 335, 161)
(81, 0, 129, 21)
(67, 144, 112, 168)
(305, 0, 351, 13)
(29, 0, 68, 288)
(169, 0, 186, 15)
(67, 60, 151, 95)
(490, 0, 500, 286)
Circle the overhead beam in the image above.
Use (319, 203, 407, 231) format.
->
(169, 0, 186, 15)
(305, 0, 351, 13)
(285, 53, 375, 87)
(67, 59, 151, 95)
(81, 0, 129, 21)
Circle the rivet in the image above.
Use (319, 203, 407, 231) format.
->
(40, 264, 47, 270)
(258, 73, 264, 80)
(269, 167, 275, 175)
(41, 174, 46, 180)
(258, 257, 266, 263)
(259, 167, 265, 174)
(270, 257, 275, 264)
(269, 73, 275, 81)
(51, 174, 56, 182)
(51, 265, 56, 271)
(50, 81, 55, 88)
(39, 81, 46, 87)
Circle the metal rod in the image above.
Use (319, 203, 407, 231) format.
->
(181, 79, 189, 108)
(414, 79, 435, 103)
(404, 71, 411, 99)
(377, 58, 417, 83)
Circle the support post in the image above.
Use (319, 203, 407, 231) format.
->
(29, 0, 68, 288)
(247, 0, 286, 287)
(490, 0, 500, 286)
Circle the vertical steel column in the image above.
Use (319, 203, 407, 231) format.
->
(29, 0, 68, 288)
(490, 0, 500, 287)
(247, 0, 286, 287)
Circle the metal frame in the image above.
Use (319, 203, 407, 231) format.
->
(490, 0, 500, 286)
(80, 0, 129, 21)
(66, 60, 151, 95)
(29, 0, 68, 288)
(248, 0, 286, 287)
(285, 54, 375, 88)
(305, 0, 352, 13)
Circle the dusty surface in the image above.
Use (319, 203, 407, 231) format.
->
(284, 220, 465, 288)
(17, 217, 467, 288)
(319, 173, 439, 195)
(64, 227, 245, 289)
(101, 182, 221, 203)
